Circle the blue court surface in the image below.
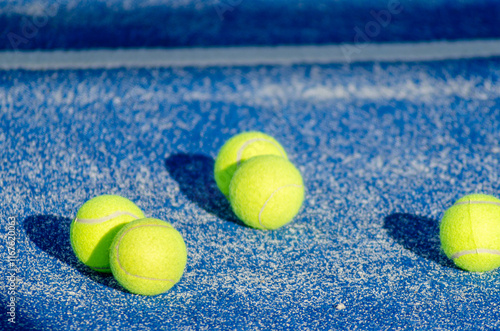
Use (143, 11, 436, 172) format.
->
(1, 1, 500, 330)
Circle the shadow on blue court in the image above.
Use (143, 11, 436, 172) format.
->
(23, 215, 123, 291)
(383, 213, 456, 269)
(165, 153, 243, 227)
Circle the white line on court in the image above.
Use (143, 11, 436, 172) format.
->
(0, 39, 499, 70)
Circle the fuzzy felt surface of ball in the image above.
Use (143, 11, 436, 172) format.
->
(440, 193, 500, 272)
(70, 195, 145, 272)
(110, 218, 187, 296)
(229, 155, 304, 230)
(214, 131, 288, 197)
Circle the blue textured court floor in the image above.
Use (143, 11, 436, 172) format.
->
(1, 1, 500, 330)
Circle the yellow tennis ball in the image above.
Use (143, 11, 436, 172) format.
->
(70, 195, 145, 272)
(229, 155, 305, 230)
(109, 218, 187, 296)
(214, 131, 288, 197)
(440, 193, 500, 272)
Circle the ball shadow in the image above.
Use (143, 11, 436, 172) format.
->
(383, 213, 456, 269)
(23, 215, 123, 291)
(165, 153, 242, 226)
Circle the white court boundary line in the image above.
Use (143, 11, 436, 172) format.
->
(0, 39, 499, 70)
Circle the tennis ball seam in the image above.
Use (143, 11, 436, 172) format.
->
(449, 199, 500, 260)
(258, 183, 304, 230)
(451, 249, 500, 259)
(115, 224, 177, 282)
(73, 209, 142, 272)
(75, 211, 142, 224)
(236, 138, 287, 167)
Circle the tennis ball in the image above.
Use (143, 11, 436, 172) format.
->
(229, 155, 304, 230)
(214, 131, 288, 197)
(440, 193, 500, 272)
(110, 218, 187, 296)
(70, 195, 145, 272)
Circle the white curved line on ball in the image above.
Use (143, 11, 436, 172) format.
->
(75, 211, 141, 224)
(451, 248, 500, 260)
(454, 200, 500, 207)
(258, 184, 303, 230)
(236, 138, 286, 167)
(115, 224, 176, 282)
